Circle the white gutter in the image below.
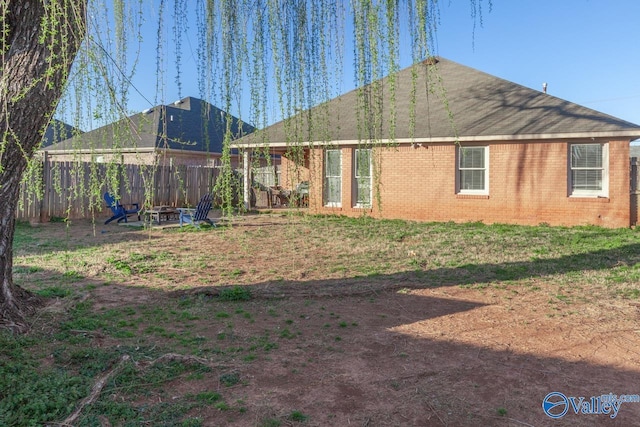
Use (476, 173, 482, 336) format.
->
(231, 130, 640, 149)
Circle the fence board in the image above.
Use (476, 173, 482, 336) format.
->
(17, 160, 230, 222)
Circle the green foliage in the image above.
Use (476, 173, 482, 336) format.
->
(219, 371, 240, 387)
(62, 270, 83, 282)
(105, 252, 160, 275)
(214, 401, 230, 411)
(33, 285, 72, 298)
(260, 419, 282, 427)
(279, 328, 296, 339)
(181, 418, 204, 427)
(80, 400, 195, 427)
(288, 410, 309, 422)
(106, 256, 133, 275)
(218, 286, 252, 301)
(0, 369, 88, 426)
(0, 332, 89, 426)
(194, 391, 222, 403)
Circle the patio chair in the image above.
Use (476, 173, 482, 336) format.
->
(104, 192, 140, 224)
(178, 193, 215, 228)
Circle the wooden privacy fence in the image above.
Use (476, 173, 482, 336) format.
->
(19, 158, 639, 224)
(17, 160, 222, 222)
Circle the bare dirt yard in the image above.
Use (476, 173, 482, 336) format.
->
(7, 213, 640, 426)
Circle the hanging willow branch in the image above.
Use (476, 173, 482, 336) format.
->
(1, 0, 491, 334)
(45, 0, 492, 221)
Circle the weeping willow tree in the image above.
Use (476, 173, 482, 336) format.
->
(0, 0, 489, 332)
(1, 1, 87, 332)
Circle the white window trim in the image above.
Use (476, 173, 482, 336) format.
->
(324, 149, 342, 207)
(569, 143, 609, 198)
(353, 148, 373, 208)
(456, 145, 489, 195)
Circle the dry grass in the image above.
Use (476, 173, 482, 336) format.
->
(15, 213, 640, 299)
(4, 213, 640, 426)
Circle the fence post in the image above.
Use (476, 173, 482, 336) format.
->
(631, 157, 638, 227)
(38, 151, 50, 223)
(243, 150, 251, 210)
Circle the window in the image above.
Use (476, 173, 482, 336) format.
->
(570, 143, 608, 197)
(324, 149, 342, 206)
(457, 146, 489, 194)
(354, 148, 372, 207)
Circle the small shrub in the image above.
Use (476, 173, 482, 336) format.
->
(218, 286, 251, 301)
(288, 411, 308, 422)
(195, 391, 222, 403)
(219, 372, 240, 387)
(215, 401, 230, 410)
(279, 328, 295, 339)
(106, 257, 132, 275)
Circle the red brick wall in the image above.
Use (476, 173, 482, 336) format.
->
(303, 140, 632, 228)
(279, 153, 310, 189)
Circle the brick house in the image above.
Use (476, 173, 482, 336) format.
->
(233, 57, 640, 228)
(43, 96, 254, 167)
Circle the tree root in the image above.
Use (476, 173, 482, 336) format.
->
(58, 355, 131, 426)
(0, 288, 44, 334)
(56, 352, 231, 426)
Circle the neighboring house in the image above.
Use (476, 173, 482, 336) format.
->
(43, 96, 255, 167)
(631, 145, 640, 159)
(233, 57, 640, 228)
(41, 119, 82, 148)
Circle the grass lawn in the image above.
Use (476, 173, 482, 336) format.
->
(2, 213, 640, 426)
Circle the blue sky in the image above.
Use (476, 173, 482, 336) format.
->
(435, 0, 640, 126)
(84, 1, 640, 135)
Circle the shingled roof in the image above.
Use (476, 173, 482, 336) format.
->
(41, 119, 82, 148)
(234, 57, 640, 147)
(45, 97, 254, 153)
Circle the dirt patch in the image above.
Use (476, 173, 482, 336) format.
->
(19, 215, 640, 426)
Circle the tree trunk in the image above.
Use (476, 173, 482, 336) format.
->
(0, 1, 86, 333)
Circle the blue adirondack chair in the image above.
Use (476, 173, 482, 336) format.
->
(178, 193, 215, 227)
(104, 192, 140, 224)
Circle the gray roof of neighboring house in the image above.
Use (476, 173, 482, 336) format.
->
(45, 97, 254, 153)
(41, 119, 82, 147)
(631, 145, 640, 158)
(234, 57, 640, 147)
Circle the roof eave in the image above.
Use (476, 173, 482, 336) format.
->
(232, 130, 640, 149)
